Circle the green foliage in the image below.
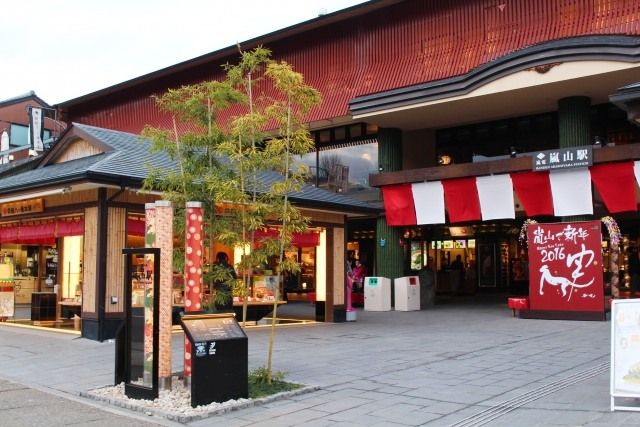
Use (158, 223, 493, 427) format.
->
(247, 367, 301, 399)
(142, 45, 321, 384)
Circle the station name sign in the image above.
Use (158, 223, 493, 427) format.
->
(532, 146, 593, 171)
(1, 198, 44, 217)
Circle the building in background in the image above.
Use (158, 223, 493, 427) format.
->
(50, 0, 640, 298)
(0, 91, 63, 165)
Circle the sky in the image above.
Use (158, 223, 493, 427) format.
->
(1, 0, 367, 105)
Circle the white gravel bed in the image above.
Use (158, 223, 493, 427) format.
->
(82, 377, 320, 423)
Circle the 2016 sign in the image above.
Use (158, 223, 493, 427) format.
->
(527, 221, 604, 312)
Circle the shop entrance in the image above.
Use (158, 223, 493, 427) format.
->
(0, 216, 84, 329)
(405, 223, 523, 299)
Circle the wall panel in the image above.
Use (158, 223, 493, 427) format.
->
(105, 207, 126, 313)
(82, 207, 98, 313)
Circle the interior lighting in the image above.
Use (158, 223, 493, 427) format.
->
(438, 154, 452, 165)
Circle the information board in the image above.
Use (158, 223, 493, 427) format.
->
(181, 314, 246, 343)
(611, 299, 640, 411)
(527, 221, 604, 312)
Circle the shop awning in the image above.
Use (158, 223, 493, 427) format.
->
(0, 216, 84, 244)
(254, 229, 320, 247)
(127, 216, 146, 237)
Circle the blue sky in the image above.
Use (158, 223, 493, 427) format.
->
(1, 0, 366, 104)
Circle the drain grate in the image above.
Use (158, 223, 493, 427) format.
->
(448, 362, 610, 427)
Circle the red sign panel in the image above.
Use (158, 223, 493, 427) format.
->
(527, 221, 604, 312)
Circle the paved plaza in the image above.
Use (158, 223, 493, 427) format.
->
(1, 297, 640, 426)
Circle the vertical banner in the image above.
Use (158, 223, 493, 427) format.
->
(143, 203, 156, 386)
(184, 202, 203, 382)
(528, 221, 604, 312)
(155, 200, 173, 390)
(28, 107, 44, 153)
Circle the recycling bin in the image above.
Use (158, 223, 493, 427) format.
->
(364, 277, 391, 311)
(181, 314, 248, 407)
(394, 276, 420, 311)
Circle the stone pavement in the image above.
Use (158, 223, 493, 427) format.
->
(1, 297, 640, 426)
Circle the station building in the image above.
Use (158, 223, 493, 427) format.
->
(3, 1, 640, 338)
(53, 0, 640, 297)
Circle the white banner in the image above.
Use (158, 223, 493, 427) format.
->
(475, 174, 515, 220)
(0, 130, 8, 152)
(549, 168, 593, 216)
(411, 181, 445, 224)
(29, 107, 44, 152)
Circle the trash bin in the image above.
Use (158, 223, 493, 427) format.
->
(394, 276, 420, 311)
(364, 277, 391, 311)
(181, 313, 248, 407)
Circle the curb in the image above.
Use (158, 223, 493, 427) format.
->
(81, 384, 321, 424)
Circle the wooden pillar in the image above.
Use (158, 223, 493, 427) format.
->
(559, 96, 591, 222)
(155, 201, 173, 390)
(183, 202, 203, 385)
(376, 128, 404, 280)
(559, 96, 591, 149)
(96, 188, 108, 341)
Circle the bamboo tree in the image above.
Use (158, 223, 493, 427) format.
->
(142, 51, 321, 384)
(221, 46, 272, 325)
(142, 81, 241, 297)
(262, 61, 321, 383)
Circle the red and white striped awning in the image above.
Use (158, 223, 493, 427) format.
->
(381, 161, 638, 226)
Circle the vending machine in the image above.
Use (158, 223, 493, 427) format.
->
(364, 277, 391, 311)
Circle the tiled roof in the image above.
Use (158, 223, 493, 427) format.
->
(0, 123, 380, 214)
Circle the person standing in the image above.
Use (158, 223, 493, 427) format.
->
(213, 252, 236, 312)
(450, 254, 464, 295)
(352, 260, 366, 292)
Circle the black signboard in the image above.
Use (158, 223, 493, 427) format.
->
(180, 313, 248, 407)
(121, 248, 160, 401)
(181, 314, 245, 343)
(532, 146, 593, 171)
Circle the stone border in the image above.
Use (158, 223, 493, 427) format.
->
(81, 384, 321, 424)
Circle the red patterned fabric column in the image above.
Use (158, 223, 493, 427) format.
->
(155, 200, 174, 390)
(143, 203, 156, 386)
(183, 202, 203, 383)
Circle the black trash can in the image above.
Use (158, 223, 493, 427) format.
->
(181, 313, 248, 407)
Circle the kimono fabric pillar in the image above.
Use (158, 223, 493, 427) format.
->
(155, 200, 174, 390)
(143, 203, 157, 387)
(183, 202, 203, 386)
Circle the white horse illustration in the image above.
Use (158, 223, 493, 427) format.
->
(539, 265, 594, 300)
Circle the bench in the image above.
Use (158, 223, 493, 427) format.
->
(507, 297, 529, 317)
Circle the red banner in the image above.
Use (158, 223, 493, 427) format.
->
(527, 221, 604, 312)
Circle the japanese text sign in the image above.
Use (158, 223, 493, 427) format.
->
(528, 221, 604, 312)
(532, 146, 593, 171)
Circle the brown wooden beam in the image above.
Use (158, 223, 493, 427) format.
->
(369, 144, 640, 187)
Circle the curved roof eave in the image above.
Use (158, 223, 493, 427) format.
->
(350, 35, 640, 116)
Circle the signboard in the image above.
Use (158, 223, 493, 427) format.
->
(527, 221, 604, 312)
(122, 247, 160, 401)
(611, 299, 640, 411)
(181, 314, 245, 343)
(532, 146, 593, 171)
(1, 199, 44, 217)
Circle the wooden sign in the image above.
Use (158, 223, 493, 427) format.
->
(1, 199, 44, 217)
